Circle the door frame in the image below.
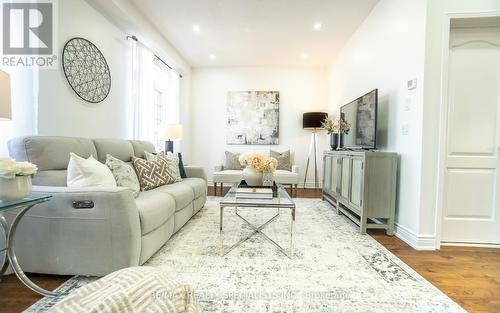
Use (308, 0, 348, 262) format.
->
(435, 11, 500, 249)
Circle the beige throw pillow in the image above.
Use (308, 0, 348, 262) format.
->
(224, 151, 243, 170)
(144, 151, 182, 183)
(132, 156, 174, 191)
(270, 150, 292, 171)
(67, 153, 117, 188)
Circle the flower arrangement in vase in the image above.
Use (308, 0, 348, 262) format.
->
(238, 153, 278, 186)
(322, 117, 351, 150)
(0, 158, 38, 202)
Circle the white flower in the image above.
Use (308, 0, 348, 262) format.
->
(0, 158, 38, 179)
(16, 162, 38, 176)
(0, 158, 19, 179)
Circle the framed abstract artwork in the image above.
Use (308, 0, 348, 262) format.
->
(226, 91, 279, 145)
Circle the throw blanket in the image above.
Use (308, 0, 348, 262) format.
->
(49, 266, 197, 313)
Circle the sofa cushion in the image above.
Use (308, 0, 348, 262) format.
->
(93, 139, 135, 163)
(135, 190, 175, 235)
(273, 169, 299, 185)
(182, 178, 207, 198)
(67, 153, 117, 188)
(213, 170, 243, 183)
(8, 136, 97, 171)
(156, 183, 194, 211)
(130, 140, 156, 159)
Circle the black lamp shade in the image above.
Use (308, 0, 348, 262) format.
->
(303, 112, 328, 130)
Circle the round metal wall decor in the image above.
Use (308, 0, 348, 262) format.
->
(62, 37, 111, 103)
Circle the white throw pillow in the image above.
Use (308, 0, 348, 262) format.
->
(67, 153, 117, 188)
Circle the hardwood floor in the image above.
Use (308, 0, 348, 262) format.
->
(0, 188, 498, 313)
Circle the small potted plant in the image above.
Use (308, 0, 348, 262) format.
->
(239, 153, 278, 186)
(0, 158, 38, 202)
(322, 117, 350, 150)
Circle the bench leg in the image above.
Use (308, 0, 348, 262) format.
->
(213, 183, 217, 196)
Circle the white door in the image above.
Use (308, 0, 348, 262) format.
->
(442, 26, 500, 245)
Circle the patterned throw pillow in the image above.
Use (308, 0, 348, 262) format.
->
(105, 154, 140, 197)
(224, 151, 243, 170)
(270, 150, 292, 171)
(144, 151, 182, 183)
(132, 156, 175, 191)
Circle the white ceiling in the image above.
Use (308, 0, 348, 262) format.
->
(132, 0, 379, 68)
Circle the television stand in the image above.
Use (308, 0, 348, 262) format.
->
(322, 150, 398, 235)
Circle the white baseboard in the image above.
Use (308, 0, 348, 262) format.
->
(208, 180, 322, 189)
(394, 223, 437, 250)
(440, 242, 500, 248)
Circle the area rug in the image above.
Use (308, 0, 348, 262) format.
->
(26, 198, 465, 312)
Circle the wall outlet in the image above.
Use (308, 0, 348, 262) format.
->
(402, 124, 409, 136)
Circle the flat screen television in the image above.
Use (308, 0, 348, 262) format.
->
(340, 89, 378, 149)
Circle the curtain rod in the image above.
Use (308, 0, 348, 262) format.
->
(127, 35, 183, 78)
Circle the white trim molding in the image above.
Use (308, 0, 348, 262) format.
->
(395, 223, 437, 250)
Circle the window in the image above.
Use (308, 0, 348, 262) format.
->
(130, 42, 181, 151)
(151, 59, 170, 151)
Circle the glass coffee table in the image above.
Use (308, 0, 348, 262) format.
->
(219, 183, 296, 258)
(0, 195, 60, 297)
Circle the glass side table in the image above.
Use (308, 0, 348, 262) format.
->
(0, 195, 60, 297)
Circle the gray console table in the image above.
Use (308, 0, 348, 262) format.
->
(322, 150, 397, 235)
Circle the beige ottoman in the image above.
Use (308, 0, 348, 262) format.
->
(49, 267, 197, 313)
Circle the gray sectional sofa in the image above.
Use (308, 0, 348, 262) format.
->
(7, 136, 207, 276)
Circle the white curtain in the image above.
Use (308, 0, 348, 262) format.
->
(129, 40, 181, 150)
(130, 40, 155, 141)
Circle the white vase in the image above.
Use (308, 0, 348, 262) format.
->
(243, 167, 263, 186)
(0, 176, 32, 202)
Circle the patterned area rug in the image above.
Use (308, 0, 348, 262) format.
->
(26, 198, 465, 312)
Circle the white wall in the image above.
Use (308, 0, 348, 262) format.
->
(37, 0, 194, 157)
(37, 0, 132, 138)
(420, 0, 500, 242)
(327, 0, 428, 245)
(191, 67, 329, 187)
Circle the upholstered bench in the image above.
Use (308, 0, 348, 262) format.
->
(49, 267, 197, 313)
(212, 150, 299, 196)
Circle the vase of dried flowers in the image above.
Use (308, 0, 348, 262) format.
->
(0, 158, 38, 202)
(321, 117, 350, 150)
(239, 153, 278, 186)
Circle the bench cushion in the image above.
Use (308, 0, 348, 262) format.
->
(212, 170, 243, 183)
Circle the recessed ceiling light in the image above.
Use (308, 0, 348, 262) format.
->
(300, 52, 308, 59)
(192, 25, 201, 32)
(209, 54, 216, 60)
(313, 23, 322, 30)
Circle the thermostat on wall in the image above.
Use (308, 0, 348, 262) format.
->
(407, 78, 417, 90)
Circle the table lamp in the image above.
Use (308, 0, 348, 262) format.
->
(0, 70, 11, 121)
(303, 112, 328, 189)
(165, 124, 182, 153)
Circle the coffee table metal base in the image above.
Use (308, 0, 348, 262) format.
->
(219, 206, 294, 258)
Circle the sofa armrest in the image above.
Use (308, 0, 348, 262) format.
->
(292, 165, 299, 174)
(12, 185, 142, 276)
(184, 166, 207, 182)
(214, 165, 224, 172)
